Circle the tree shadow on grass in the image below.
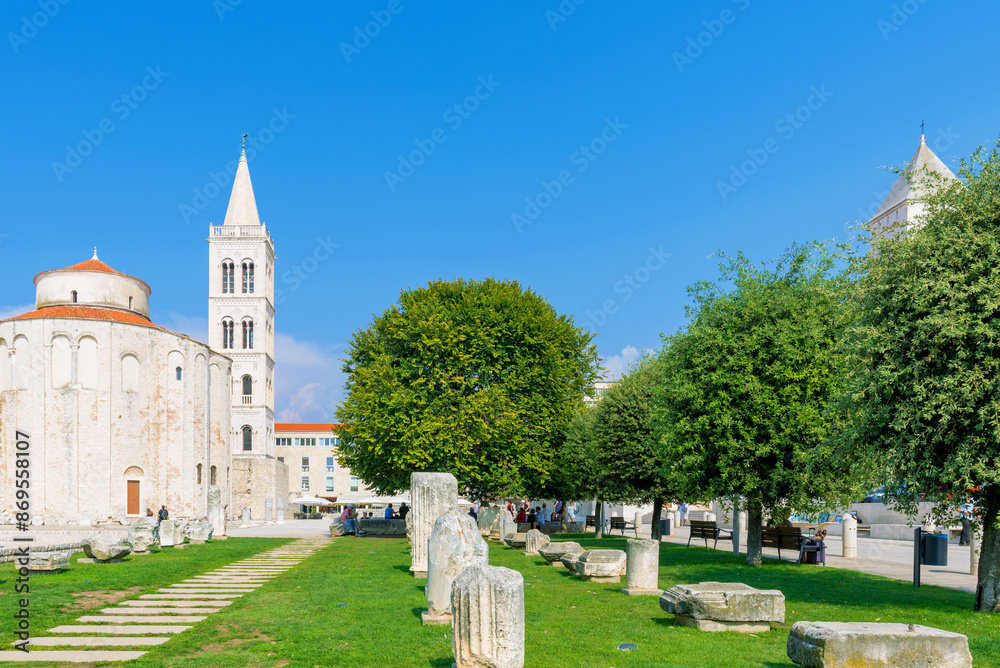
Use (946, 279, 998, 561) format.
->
(428, 657, 453, 667)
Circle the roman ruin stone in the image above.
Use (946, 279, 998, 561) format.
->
(451, 565, 524, 668)
(423, 509, 489, 626)
(409, 472, 458, 577)
(660, 582, 785, 633)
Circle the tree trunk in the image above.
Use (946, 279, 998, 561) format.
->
(745, 500, 763, 567)
(594, 499, 604, 539)
(651, 499, 664, 540)
(975, 485, 1000, 611)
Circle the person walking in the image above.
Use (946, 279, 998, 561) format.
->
(157, 505, 169, 525)
(958, 502, 974, 546)
(679, 502, 688, 527)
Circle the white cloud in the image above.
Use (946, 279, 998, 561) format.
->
(0, 304, 34, 320)
(600, 344, 648, 380)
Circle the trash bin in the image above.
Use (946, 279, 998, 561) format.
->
(660, 518, 671, 536)
(920, 532, 948, 566)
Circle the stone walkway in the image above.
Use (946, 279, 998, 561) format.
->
(0, 538, 329, 663)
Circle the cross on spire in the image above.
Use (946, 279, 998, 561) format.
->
(241, 132, 248, 150)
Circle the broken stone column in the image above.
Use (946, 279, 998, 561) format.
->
(126, 517, 160, 554)
(622, 539, 661, 596)
(80, 536, 131, 563)
(842, 514, 857, 559)
(423, 509, 489, 626)
(27, 551, 70, 571)
(507, 532, 527, 549)
(452, 565, 524, 668)
(276, 497, 286, 521)
(410, 472, 458, 578)
(477, 506, 506, 539)
(524, 529, 550, 555)
(264, 497, 273, 521)
(158, 520, 186, 547)
(787, 621, 972, 667)
(660, 582, 784, 633)
(539, 541, 584, 567)
(208, 485, 228, 537)
(186, 523, 214, 544)
(330, 516, 345, 537)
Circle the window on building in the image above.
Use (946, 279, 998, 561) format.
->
(275, 437, 292, 446)
(326, 477, 334, 492)
(242, 375, 252, 404)
(242, 425, 252, 451)
(301, 477, 309, 491)
(243, 262, 254, 294)
(350, 476, 359, 492)
(197, 463, 202, 484)
(222, 319, 234, 349)
(175, 367, 182, 381)
(71, 290, 77, 303)
(223, 262, 235, 293)
(210, 465, 217, 484)
(326, 456, 335, 472)
(128, 296, 133, 310)
(242, 319, 254, 349)
(301, 456, 310, 471)
(294, 437, 316, 446)
(320, 437, 339, 447)
(277, 456, 284, 463)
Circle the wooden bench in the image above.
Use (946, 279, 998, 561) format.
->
(762, 526, 826, 566)
(586, 515, 597, 528)
(607, 516, 637, 537)
(687, 520, 732, 549)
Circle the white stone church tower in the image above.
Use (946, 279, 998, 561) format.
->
(869, 131, 958, 233)
(208, 148, 287, 518)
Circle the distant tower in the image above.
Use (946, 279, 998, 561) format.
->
(869, 131, 958, 234)
(208, 146, 282, 516)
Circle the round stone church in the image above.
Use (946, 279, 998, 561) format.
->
(0, 253, 232, 525)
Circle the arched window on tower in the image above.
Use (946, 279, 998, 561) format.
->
(197, 463, 202, 484)
(222, 319, 234, 350)
(71, 290, 77, 303)
(242, 319, 254, 350)
(242, 262, 254, 294)
(242, 374, 252, 404)
(242, 425, 253, 451)
(222, 262, 235, 294)
(210, 465, 217, 485)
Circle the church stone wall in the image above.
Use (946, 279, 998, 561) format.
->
(0, 318, 231, 525)
(230, 455, 287, 521)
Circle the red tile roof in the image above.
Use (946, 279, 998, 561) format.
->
(33, 257, 151, 294)
(2, 305, 164, 329)
(275, 423, 343, 432)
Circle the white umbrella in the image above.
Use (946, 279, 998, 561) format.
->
(289, 495, 328, 505)
(457, 498, 473, 506)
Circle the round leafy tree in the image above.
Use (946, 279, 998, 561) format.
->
(335, 277, 599, 500)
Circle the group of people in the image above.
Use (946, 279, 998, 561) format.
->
(505, 499, 577, 529)
(337, 502, 411, 535)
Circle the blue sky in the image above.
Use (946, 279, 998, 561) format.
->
(2, 2, 998, 421)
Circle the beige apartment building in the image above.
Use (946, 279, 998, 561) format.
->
(274, 423, 374, 509)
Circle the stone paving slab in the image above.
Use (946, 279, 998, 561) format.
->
(122, 600, 231, 607)
(49, 625, 191, 634)
(172, 581, 262, 587)
(162, 589, 255, 594)
(78, 615, 206, 623)
(142, 593, 242, 599)
(0, 650, 147, 661)
(24, 637, 170, 646)
(101, 607, 221, 614)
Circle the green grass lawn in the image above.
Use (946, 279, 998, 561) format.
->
(2, 534, 998, 667)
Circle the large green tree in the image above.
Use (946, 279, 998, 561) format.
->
(593, 357, 677, 539)
(652, 243, 855, 566)
(835, 140, 1000, 611)
(336, 277, 599, 500)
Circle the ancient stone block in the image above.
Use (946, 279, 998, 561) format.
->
(539, 541, 583, 567)
(477, 506, 507, 539)
(158, 520, 186, 547)
(423, 509, 489, 626)
(660, 582, 784, 633)
(358, 518, 407, 536)
(575, 549, 627, 583)
(622, 539, 661, 596)
(410, 472, 458, 577)
(27, 551, 70, 571)
(329, 516, 345, 537)
(208, 485, 228, 536)
(81, 536, 132, 562)
(507, 533, 527, 549)
(186, 523, 214, 543)
(451, 565, 524, 668)
(523, 529, 550, 555)
(786, 621, 972, 668)
(560, 551, 582, 570)
(127, 518, 160, 553)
